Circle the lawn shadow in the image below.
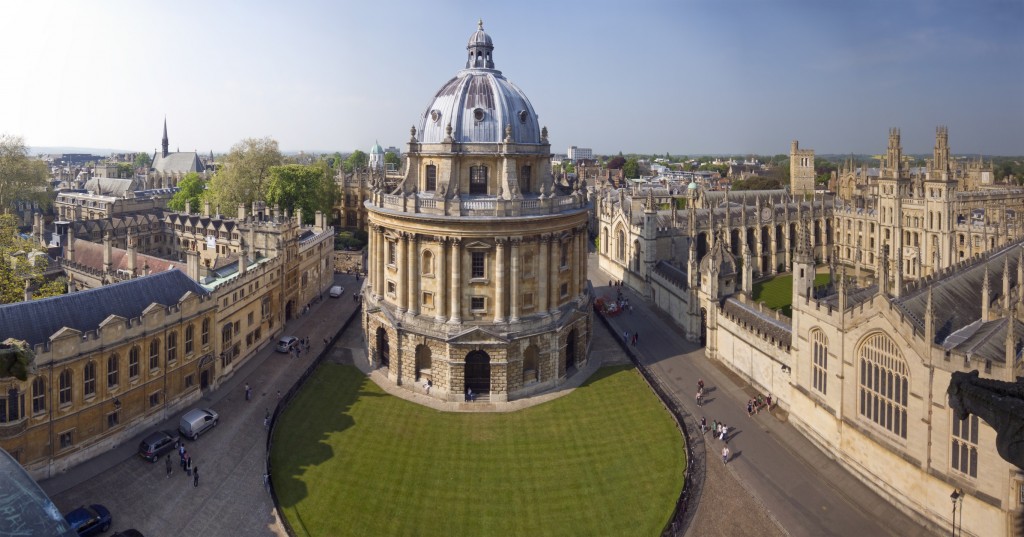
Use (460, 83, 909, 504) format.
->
(270, 363, 367, 511)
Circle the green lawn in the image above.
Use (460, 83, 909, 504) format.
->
(271, 364, 685, 537)
(752, 271, 831, 316)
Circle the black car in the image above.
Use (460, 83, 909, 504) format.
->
(112, 530, 145, 537)
(138, 430, 180, 462)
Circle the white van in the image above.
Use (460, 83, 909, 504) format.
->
(329, 285, 344, 298)
(179, 408, 219, 440)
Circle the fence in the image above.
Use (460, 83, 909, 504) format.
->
(264, 304, 362, 537)
(594, 311, 704, 537)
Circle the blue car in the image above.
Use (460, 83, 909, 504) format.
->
(64, 504, 112, 536)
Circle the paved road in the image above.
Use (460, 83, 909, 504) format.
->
(45, 273, 363, 537)
(589, 254, 931, 537)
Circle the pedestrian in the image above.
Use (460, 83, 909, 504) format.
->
(277, 390, 281, 400)
(623, 330, 628, 343)
(180, 450, 187, 471)
(722, 443, 730, 464)
(767, 393, 773, 409)
(700, 416, 707, 435)
(323, 337, 329, 346)
(747, 400, 753, 417)
(179, 443, 185, 458)
(698, 378, 704, 392)
(696, 390, 703, 407)
(186, 454, 192, 476)
(720, 424, 728, 441)
(193, 466, 199, 488)
(245, 383, 251, 402)
(166, 453, 172, 477)
(712, 420, 718, 436)
(631, 333, 638, 346)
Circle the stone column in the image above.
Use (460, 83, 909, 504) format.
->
(571, 228, 581, 297)
(365, 224, 374, 293)
(769, 226, 778, 275)
(450, 238, 462, 323)
(549, 236, 560, 314)
(408, 234, 420, 316)
(397, 233, 408, 312)
(538, 235, 550, 314)
(375, 226, 386, 300)
(495, 238, 506, 323)
(510, 238, 521, 322)
(435, 237, 448, 322)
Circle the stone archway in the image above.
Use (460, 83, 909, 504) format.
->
(465, 350, 491, 395)
(565, 329, 577, 373)
(523, 345, 540, 384)
(415, 344, 432, 382)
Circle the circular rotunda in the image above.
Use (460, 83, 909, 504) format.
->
(362, 21, 592, 402)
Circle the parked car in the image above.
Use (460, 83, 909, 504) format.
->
(64, 504, 111, 537)
(329, 285, 345, 298)
(178, 408, 219, 440)
(112, 531, 144, 537)
(276, 336, 298, 353)
(138, 430, 180, 462)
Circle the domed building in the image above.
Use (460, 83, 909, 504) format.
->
(369, 141, 384, 170)
(362, 21, 592, 402)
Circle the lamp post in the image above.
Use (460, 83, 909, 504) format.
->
(950, 489, 962, 537)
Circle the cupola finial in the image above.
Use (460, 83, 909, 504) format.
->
(478, 18, 483, 30)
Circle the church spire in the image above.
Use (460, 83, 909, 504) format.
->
(161, 117, 169, 158)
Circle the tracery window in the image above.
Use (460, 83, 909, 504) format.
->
(858, 333, 908, 439)
(951, 413, 979, 478)
(812, 329, 828, 395)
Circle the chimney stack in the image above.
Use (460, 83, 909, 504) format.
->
(186, 248, 200, 281)
(204, 200, 211, 217)
(127, 231, 138, 276)
(238, 204, 246, 221)
(103, 232, 113, 273)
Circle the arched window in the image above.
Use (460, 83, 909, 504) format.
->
(421, 250, 434, 276)
(167, 332, 177, 363)
(811, 329, 828, 395)
(201, 318, 210, 346)
(59, 370, 72, 405)
(616, 229, 625, 261)
(520, 165, 532, 193)
(415, 344, 432, 382)
(602, 227, 608, 254)
(858, 333, 909, 439)
(560, 242, 568, 268)
(149, 339, 161, 370)
(84, 361, 96, 397)
(425, 164, 437, 191)
(31, 378, 45, 414)
(185, 324, 194, 355)
(109, 353, 122, 387)
(951, 412, 979, 478)
(523, 345, 539, 384)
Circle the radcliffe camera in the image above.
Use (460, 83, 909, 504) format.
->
(0, 3, 1021, 537)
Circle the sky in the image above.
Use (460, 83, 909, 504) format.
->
(0, 0, 1021, 156)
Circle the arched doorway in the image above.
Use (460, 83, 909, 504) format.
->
(523, 345, 539, 384)
(464, 350, 491, 394)
(285, 300, 294, 321)
(566, 329, 577, 373)
(376, 328, 390, 368)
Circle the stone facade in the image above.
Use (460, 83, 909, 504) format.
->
(789, 140, 816, 196)
(362, 22, 592, 402)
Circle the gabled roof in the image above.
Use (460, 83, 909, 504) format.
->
(152, 152, 205, 175)
(0, 270, 208, 346)
(67, 239, 184, 275)
(83, 177, 143, 197)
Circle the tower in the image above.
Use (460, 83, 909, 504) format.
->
(161, 117, 169, 158)
(790, 140, 815, 197)
(793, 222, 814, 301)
(362, 22, 591, 403)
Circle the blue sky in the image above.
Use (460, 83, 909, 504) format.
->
(1, 0, 1021, 155)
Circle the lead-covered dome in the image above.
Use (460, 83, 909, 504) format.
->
(418, 21, 541, 145)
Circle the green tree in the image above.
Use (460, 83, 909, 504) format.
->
(606, 156, 626, 170)
(623, 157, 640, 179)
(0, 135, 50, 213)
(266, 162, 339, 225)
(562, 161, 576, 174)
(384, 151, 401, 170)
(343, 150, 368, 173)
(116, 162, 135, 178)
(134, 152, 152, 170)
(167, 172, 206, 213)
(0, 214, 65, 304)
(205, 137, 283, 210)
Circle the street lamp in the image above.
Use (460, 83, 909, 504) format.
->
(950, 489, 963, 537)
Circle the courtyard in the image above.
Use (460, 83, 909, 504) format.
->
(270, 363, 685, 537)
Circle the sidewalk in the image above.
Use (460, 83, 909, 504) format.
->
(591, 254, 927, 537)
(46, 273, 362, 537)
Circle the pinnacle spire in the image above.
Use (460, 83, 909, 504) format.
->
(161, 116, 169, 158)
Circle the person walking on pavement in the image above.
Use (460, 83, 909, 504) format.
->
(193, 466, 199, 488)
(722, 443, 730, 464)
(720, 424, 728, 441)
(700, 416, 707, 435)
(180, 449, 187, 471)
(186, 454, 192, 477)
(245, 383, 251, 401)
(165, 453, 172, 477)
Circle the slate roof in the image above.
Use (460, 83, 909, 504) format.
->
(722, 298, 792, 347)
(0, 270, 208, 346)
(152, 152, 205, 175)
(83, 177, 143, 197)
(67, 239, 184, 274)
(895, 244, 1022, 344)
